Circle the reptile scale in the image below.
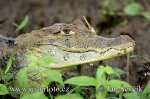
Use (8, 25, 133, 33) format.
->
(12, 19, 135, 69)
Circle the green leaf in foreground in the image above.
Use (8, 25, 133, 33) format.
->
(104, 66, 115, 74)
(15, 16, 29, 32)
(109, 68, 125, 79)
(106, 80, 132, 88)
(142, 12, 150, 20)
(2, 73, 13, 81)
(16, 67, 29, 88)
(39, 55, 53, 66)
(26, 54, 39, 66)
(27, 54, 53, 67)
(56, 93, 83, 99)
(123, 3, 143, 16)
(0, 84, 8, 95)
(39, 69, 64, 87)
(96, 65, 105, 82)
(64, 76, 97, 86)
(5, 52, 14, 74)
(123, 93, 140, 99)
(142, 80, 150, 97)
(21, 92, 48, 99)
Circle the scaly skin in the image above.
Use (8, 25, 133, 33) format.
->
(14, 19, 135, 69)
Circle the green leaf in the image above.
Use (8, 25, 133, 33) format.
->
(104, 80, 132, 93)
(2, 73, 13, 81)
(142, 80, 150, 97)
(0, 84, 8, 95)
(39, 55, 53, 66)
(27, 54, 39, 66)
(96, 65, 105, 81)
(40, 69, 63, 87)
(21, 92, 48, 99)
(64, 76, 97, 86)
(15, 16, 29, 32)
(56, 93, 83, 99)
(113, 68, 125, 76)
(104, 66, 115, 74)
(27, 54, 53, 67)
(5, 52, 14, 74)
(142, 12, 150, 20)
(123, 3, 143, 16)
(110, 68, 125, 79)
(123, 92, 140, 99)
(96, 65, 106, 93)
(16, 67, 29, 88)
(106, 80, 131, 88)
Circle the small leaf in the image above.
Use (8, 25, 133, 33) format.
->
(27, 54, 53, 67)
(124, 3, 143, 16)
(21, 92, 48, 99)
(142, 80, 150, 97)
(104, 66, 114, 74)
(113, 68, 125, 75)
(40, 69, 63, 87)
(64, 76, 97, 86)
(27, 54, 39, 66)
(123, 92, 140, 99)
(104, 80, 132, 93)
(106, 80, 131, 88)
(2, 73, 13, 81)
(39, 55, 53, 66)
(0, 84, 8, 95)
(16, 67, 29, 88)
(142, 12, 150, 20)
(96, 65, 105, 81)
(5, 52, 14, 74)
(110, 68, 125, 79)
(56, 93, 83, 99)
(15, 16, 29, 32)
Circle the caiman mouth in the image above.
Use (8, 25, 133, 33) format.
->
(48, 44, 134, 69)
(31, 35, 135, 69)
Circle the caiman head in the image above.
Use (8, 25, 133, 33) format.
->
(14, 19, 135, 69)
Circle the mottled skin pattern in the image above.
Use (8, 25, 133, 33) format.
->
(14, 19, 135, 69)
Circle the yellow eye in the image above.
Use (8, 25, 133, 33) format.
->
(69, 31, 75, 34)
(61, 28, 75, 35)
(62, 29, 70, 34)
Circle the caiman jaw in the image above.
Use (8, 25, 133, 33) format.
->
(30, 35, 134, 69)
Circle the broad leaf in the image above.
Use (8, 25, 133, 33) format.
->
(39, 55, 53, 66)
(104, 80, 132, 93)
(96, 65, 105, 82)
(142, 80, 150, 97)
(106, 80, 131, 88)
(21, 92, 48, 99)
(104, 66, 115, 75)
(64, 76, 97, 86)
(123, 92, 140, 99)
(2, 73, 13, 81)
(40, 69, 63, 87)
(109, 68, 125, 79)
(16, 67, 29, 88)
(0, 84, 8, 95)
(124, 3, 143, 16)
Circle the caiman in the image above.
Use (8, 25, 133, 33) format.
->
(0, 19, 135, 71)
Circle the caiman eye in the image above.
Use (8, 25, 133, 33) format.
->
(63, 29, 70, 34)
(61, 29, 75, 35)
